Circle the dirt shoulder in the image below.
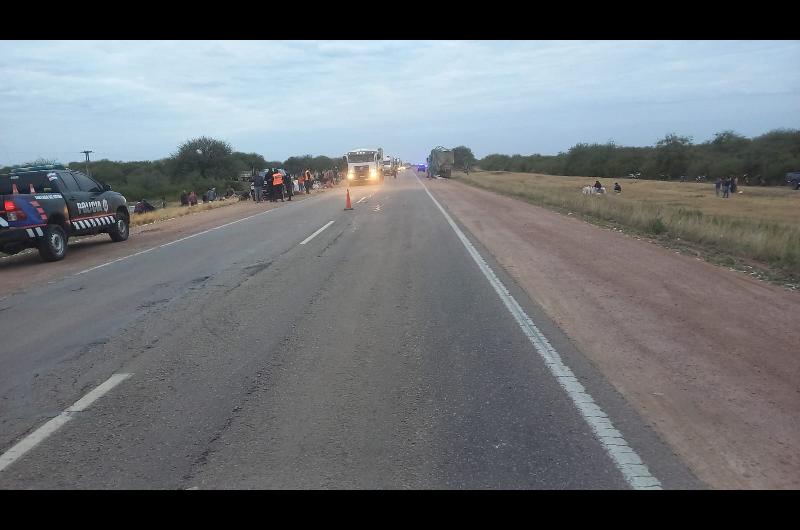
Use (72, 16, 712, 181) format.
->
(428, 178, 800, 489)
(0, 189, 332, 298)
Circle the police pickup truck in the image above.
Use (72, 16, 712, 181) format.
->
(1, 164, 130, 262)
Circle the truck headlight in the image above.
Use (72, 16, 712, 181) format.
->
(369, 169, 377, 178)
(347, 172, 354, 180)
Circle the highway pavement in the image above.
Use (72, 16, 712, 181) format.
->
(0, 169, 699, 489)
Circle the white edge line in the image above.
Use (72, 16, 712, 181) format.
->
(76, 208, 279, 275)
(416, 175, 662, 490)
(299, 220, 334, 245)
(0, 373, 132, 473)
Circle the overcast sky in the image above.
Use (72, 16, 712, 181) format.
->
(0, 40, 797, 166)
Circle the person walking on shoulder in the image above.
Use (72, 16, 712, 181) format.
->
(253, 171, 265, 203)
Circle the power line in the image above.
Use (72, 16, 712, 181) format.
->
(81, 150, 93, 176)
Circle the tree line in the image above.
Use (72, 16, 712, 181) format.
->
(453, 129, 800, 185)
(1, 137, 347, 202)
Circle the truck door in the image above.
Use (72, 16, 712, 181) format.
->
(53, 171, 85, 223)
(70, 171, 108, 226)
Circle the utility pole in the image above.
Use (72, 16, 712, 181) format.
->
(81, 150, 93, 176)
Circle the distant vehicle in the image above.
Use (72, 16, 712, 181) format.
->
(417, 164, 426, 172)
(787, 171, 800, 190)
(382, 156, 397, 178)
(1, 164, 129, 262)
(345, 148, 384, 185)
(427, 147, 455, 178)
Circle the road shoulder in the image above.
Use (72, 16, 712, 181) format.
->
(0, 189, 335, 298)
(426, 177, 800, 489)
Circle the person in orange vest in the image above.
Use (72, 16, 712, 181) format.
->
(271, 170, 285, 202)
(298, 171, 306, 195)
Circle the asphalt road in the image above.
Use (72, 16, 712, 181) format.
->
(0, 170, 699, 489)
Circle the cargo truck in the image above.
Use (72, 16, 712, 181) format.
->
(427, 146, 455, 178)
(345, 148, 384, 185)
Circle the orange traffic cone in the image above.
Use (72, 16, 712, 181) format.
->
(344, 187, 353, 210)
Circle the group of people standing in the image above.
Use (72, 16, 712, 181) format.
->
(252, 169, 293, 203)
(251, 167, 341, 203)
(714, 176, 739, 198)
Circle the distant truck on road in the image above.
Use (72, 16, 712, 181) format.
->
(427, 146, 455, 178)
(1, 164, 130, 261)
(345, 148, 384, 185)
(382, 156, 397, 178)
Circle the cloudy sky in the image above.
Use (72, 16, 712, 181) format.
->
(0, 40, 797, 166)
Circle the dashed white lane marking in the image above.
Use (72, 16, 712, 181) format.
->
(356, 197, 367, 204)
(417, 176, 662, 490)
(0, 373, 132, 473)
(75, 207, 281, 275)
(300, 220, 334, 245)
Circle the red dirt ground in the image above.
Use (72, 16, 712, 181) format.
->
(429, 178, 800, 489)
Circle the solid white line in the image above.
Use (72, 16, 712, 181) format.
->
(299, 220, 334, 245)
(0, 373, 132, 473)
(75, 207, 280, 276)
(416, 176, 662, 490)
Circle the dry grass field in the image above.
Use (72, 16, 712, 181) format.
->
(454, 171, 800, 279)
(130, 198, 242, 228)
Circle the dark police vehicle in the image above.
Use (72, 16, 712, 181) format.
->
(1, 164, 130, 262)
(787, 171, 800, 190)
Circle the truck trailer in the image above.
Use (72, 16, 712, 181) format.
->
(427, 147, 455, 178)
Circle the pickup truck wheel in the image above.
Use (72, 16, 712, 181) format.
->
(108, 210, 129, 242)
(38, 224, 67, 262)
